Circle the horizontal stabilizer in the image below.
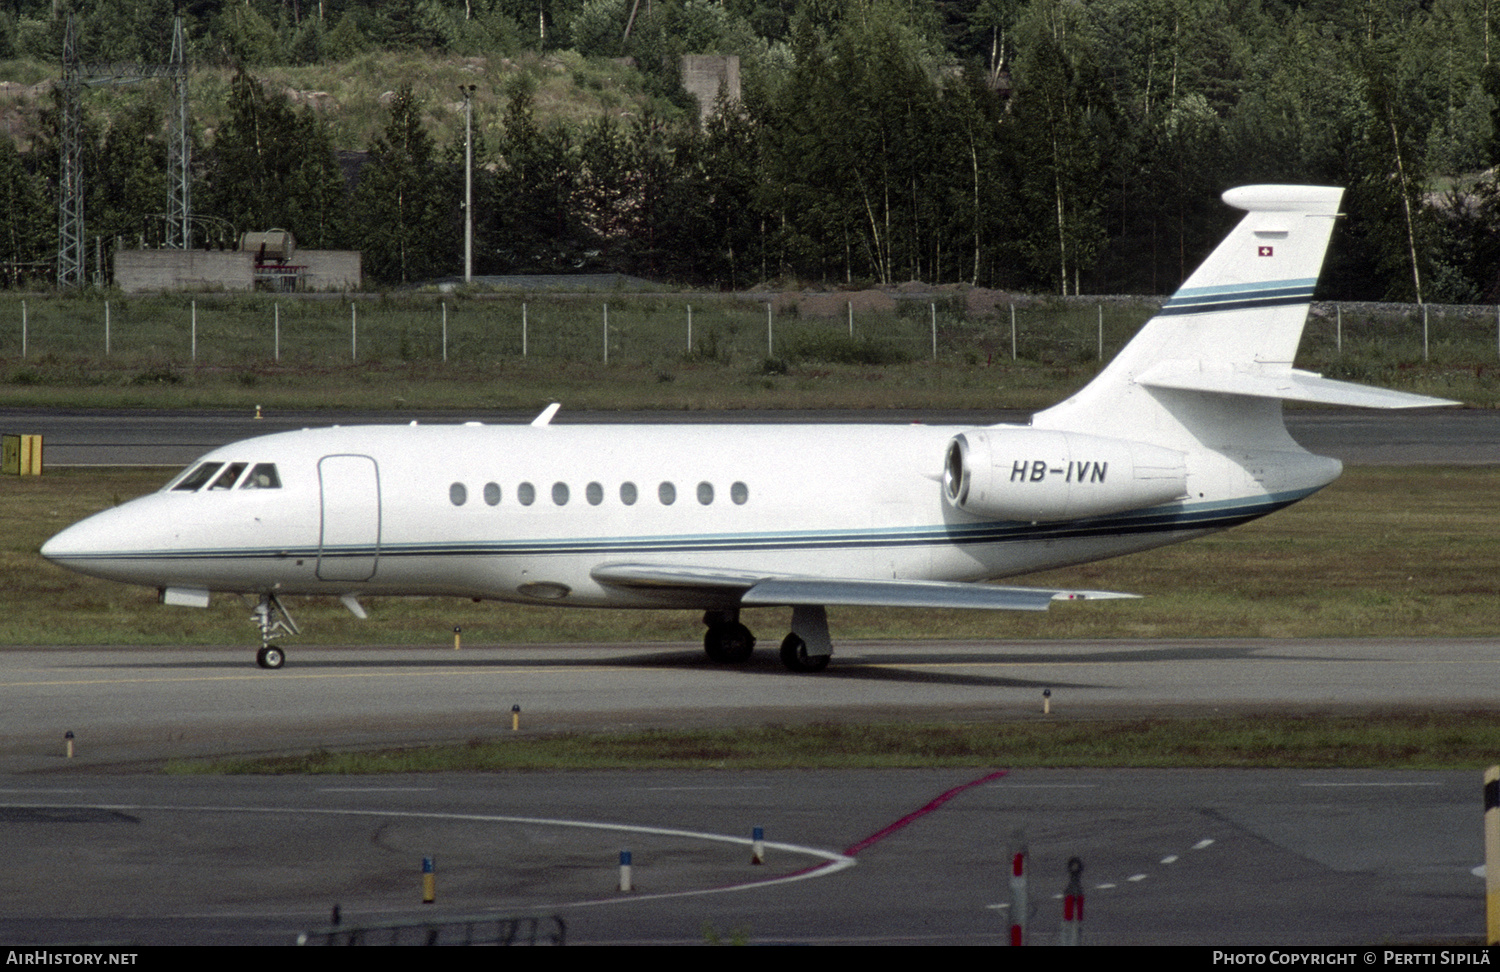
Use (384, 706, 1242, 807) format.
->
(1137, 363, 1458, 409)
(592, 562, 1136, 612)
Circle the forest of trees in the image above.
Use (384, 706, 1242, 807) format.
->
(2, 0, 1500, 301)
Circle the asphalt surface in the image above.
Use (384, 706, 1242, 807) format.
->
(0, 768, 1483, 946)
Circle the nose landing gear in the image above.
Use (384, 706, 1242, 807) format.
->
(252, 593, 299, 669)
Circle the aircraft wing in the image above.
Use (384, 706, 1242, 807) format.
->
(590, 563, 1137, 611)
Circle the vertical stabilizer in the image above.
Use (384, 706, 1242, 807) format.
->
(1031, 185, 1344, 453)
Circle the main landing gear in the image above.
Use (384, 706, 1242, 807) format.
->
(702, 606, 833, 673)
(703, 610, 755, 662)
(252, 593, 299, 670)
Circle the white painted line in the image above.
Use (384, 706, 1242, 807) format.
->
(1191, 839, 1215, 850)
(1160, 855, 1178, 864)
(0, 801, 855, 908)
(1299, 782, 1441, 788)
(994, 784, 1099, 789)
(317, 787, 438, 793)
(1127, 874, 1148, 882)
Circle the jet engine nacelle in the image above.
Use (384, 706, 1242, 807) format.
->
(943, 429, 1188, 522)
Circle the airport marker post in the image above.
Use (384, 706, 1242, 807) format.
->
(1060, 857, 1085, 945)
(1008, 831, 1027, 945)
(422, 856, 435, 904)
(619, 850, 632, 892)
(751, 826, 764, 865)
(1487, 766, 1499, 943)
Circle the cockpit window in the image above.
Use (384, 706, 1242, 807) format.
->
(209, 463, 247, 490)
(241, 463, 281, 489)
(172, 462, 223, 492)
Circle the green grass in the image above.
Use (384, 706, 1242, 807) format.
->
(1, 291, 1496, 409)
(166, 713, 1500, 773)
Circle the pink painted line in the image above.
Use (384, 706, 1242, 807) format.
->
(772, 770, 1011, 880)
(843, 770, 1009, 857)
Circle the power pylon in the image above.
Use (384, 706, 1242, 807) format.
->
(56, 15, 191, 287)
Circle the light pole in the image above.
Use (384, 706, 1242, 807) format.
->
(461, 84, 476, 285)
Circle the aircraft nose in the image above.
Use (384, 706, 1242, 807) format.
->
(40, 503, 147, 577)
(41, 514, 112, 563)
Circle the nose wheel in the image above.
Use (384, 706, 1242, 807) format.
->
(251, 594, 299, 669)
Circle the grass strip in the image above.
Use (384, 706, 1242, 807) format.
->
(167, 713, 1500, 774)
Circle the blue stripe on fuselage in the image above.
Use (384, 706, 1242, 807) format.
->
(50, 489, 1315, 565)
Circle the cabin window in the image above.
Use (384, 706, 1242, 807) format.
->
(518, 482, 536, 506)
(658, 482, 676, 505)
(731, 481, 749, 505)
(209, 462, 248, 490)
(552, 482, 570, 506)
(449, 482, 467, 506)
(484, 482, 501, 506)
(586, 482, 603, 506)
(172, 462, 223, 492)
(241, 463, 281, 489)
(697, 481, 714, 505)
(620, 482, 638, 505)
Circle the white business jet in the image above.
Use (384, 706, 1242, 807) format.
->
(41, 185, 1453, 671)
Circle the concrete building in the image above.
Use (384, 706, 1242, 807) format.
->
(114, 247, 361, 294)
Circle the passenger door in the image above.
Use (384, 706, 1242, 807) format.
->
(317, 454, 380, 582)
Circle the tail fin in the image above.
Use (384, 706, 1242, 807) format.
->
(1032, 185, 1453, 452)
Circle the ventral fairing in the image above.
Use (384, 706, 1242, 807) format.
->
(42, 186, 1454, 671)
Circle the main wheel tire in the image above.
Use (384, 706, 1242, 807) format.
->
(704, 623, 755, 663)
(256, 645, 285, 669)
(779, 633, 829, 673)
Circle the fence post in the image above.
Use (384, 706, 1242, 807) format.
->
(931, 302, 937, 361)
(767, 302, 773, 357)
(191, 300, 196, 362)
(20, 299, 25, 358)
(104, 300, 110, 356)
(1423, 303, 1429, 362)
(603, 303, 609, 364)
(686, 304, 692, 353)
(351, 303, 357, 362)
(1336, 304, 1342, 355)
(1097, 304, 1103, 360)
(1010, 304, 1016, 361)
(523, 303, 528, 357)
(442, 302, 448, 362)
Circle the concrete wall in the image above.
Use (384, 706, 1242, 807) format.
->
(681, 55, 740, 126)
(115, 250, 254, 294)
(299, 250, 362, 291)
(115, 249, 362, 293)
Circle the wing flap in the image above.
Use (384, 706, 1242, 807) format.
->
(591, 563, 1136, 612)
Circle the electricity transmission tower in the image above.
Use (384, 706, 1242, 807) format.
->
(57, 15, 191, 287)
